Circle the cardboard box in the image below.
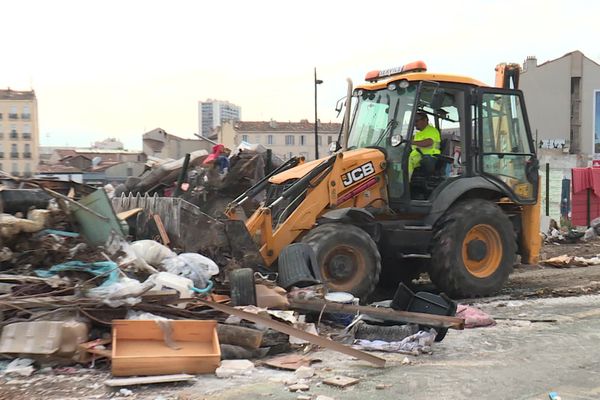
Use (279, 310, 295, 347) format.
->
(111, 320, 220, 376)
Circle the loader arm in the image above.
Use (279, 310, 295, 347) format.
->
(495, 62, 541, 264)
(245, 150, 387, 266)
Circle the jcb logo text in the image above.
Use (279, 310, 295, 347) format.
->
(342, 162, 375, 187)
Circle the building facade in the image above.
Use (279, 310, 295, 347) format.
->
(143, 128, 211, 159)
(198, 99, 241, 137)
(0, 88, 39, 176)
(519, 51, 600, 161)
(219, 120, 342, 161)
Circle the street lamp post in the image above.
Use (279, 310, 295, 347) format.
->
(314, 67, 323, 160)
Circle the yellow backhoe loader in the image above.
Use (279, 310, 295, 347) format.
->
(221, 61, 541, 300)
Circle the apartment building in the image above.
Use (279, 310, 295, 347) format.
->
(198, 99, 241, 137)
(519, 51, 600, 158)
(0, 89, 38, 176)
(219, 119, 342, 161)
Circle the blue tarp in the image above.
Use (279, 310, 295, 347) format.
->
(35, 260, 120, 287)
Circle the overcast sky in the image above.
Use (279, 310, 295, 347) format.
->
(1, 0, 598, 150)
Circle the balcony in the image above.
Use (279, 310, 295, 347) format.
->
(8, 113, 18, 120)
(10, 152, 19, 159)
(23, 152, 31, 159)
(22, 133, 31, 140)
(10, 131, 18, 139)
(21, 113, 31, 120)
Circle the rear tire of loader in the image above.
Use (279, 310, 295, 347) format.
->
(429, 199, 516, 298)
(302, 223, 381, 301)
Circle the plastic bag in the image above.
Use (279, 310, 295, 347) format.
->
(160, 253, 218, 288)
(130, 240, 176, 267)
(86, 277, 156, 307)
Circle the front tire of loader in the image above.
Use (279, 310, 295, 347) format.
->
(430, 199, 516, 298)
(302, 223, 381, 301)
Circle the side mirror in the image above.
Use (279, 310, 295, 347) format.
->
(391, 135, 404, 147)
(334, 96, 346, 118)
(329, 141, 340, 153)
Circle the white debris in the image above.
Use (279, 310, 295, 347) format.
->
(294, 366, 315, 379)
(215, 359, 255, 378)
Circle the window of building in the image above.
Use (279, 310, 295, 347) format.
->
(327, 136, 333, 144)
(0, 163, 3, 170)
(285, 135, 295, 146)
(0, 143, 3, 157)
(255, 135, 261, 144)
(242, 134, 248, 142)
(11, 144, 17, 153)
(317, 136, 322, 145)
(300, 135, 305, 146)
(126, 167, 133, 176)
(267, 135, 274, 145)
(23, 124, 31, 139)
(24, 144, 31, 157)
(10, 124, 17, 139)
(24, 163, 31, 174)
(12, 163, 18, 175)
(22, 105, 30, 120)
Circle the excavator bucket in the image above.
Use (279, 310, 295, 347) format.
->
(111, 194, 263, 269)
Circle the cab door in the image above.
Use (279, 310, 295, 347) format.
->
(476, 88, 539, 203)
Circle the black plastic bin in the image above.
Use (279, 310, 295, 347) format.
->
(391, 283, 457, 341)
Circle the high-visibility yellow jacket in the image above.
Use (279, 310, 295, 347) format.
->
(412, 125, 441, 155)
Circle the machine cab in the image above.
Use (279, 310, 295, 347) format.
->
(345, 61, 538, 210)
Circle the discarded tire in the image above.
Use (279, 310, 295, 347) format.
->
(302, 223, 381, 301)
(430, 199, 516, 298)
(229, 268, 257, 306)
(277, 243, 320, 289)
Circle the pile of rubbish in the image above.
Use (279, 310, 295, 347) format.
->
(0, 176, 470, 394)
(112, 143, 283, 219)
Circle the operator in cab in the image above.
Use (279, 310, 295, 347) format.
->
(408, 112, 441, 179)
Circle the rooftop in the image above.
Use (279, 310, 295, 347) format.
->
(0, 88, 36, 101)
(234, 120, 341, 133)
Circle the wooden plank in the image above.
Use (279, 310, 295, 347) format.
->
(217, 324, 263, 349)
(104, 374, 195, 387)
(117, 208, 143, 221)
(289, 299, 464, 330)
(153, 213, 170, 245)
(323, 375, 360, 388)
(196, 299, 386, 368)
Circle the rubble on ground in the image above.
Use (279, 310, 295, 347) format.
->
(0, 175, 466, 398)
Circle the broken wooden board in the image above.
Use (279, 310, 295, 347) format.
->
(289, 299, 464, 330)
(152, 213, 170, 245)
(196, 299, 385, 368)
(263, 354, 320, 371)
(104, 374, 195, 387)
(116, 207, 143, 221)
(323, 375, 360, 388)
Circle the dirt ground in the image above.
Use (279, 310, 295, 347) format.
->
(2, 242, 600, 400)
